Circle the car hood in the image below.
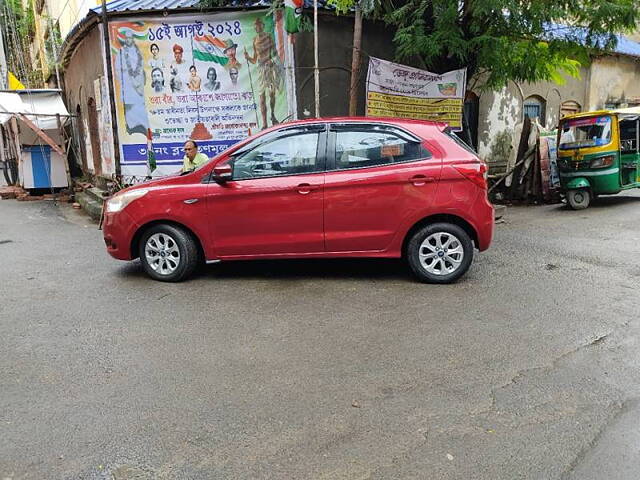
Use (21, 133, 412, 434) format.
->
(114, 171, 203, 196)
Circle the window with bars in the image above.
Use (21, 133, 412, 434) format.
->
(523, 96, 546, 126)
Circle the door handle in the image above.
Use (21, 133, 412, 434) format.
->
(295, 183, 319, 194)
(409, 175, 435, 186)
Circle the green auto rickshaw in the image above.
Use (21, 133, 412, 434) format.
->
(557, 107, 640, 209)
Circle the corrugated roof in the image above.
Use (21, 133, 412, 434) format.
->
(90, 0, 200, 14)
(544, 23, 640, 58)
(90, 0, 329, 14)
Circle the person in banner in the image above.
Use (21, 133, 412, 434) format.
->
(228, 67, 239, 86)
(148, 43, 165, 69)
(169, 44, 187, 92)
(188, 65, 202, 92)
(151, 68, 165, 93)
(204, 67, 221, 91)
(244, 17, 283, 128)
(222, 40, 242, 71)
(118, 30, 149, 136)
(181, 140, 209, 173)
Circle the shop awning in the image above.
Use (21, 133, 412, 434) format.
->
(0, 90, 70, 130)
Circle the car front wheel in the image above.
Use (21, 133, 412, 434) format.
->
(139, 224, 199, 282)
(407, 223, 474, 284)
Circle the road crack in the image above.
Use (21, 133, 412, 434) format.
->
(487, 331, 614, 413)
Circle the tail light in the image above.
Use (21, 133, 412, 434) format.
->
(453, 162, 488, 189)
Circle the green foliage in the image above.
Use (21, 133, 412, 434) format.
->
(387, 0, 639, 88)
(1, 0, 42, 87)
(44, 18, 62, 76)
(326, 0, 639, 89)
(327, 0, 354, 15)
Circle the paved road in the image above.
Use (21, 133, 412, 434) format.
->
(1, 193, 640, 479)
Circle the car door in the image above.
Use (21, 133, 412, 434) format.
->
(206, 124, 327, 257)
(324, 123, 442, 252)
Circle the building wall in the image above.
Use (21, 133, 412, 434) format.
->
(62, 26, 104, 175)
(29, 0, 48, 82)
(476, 68, 589, 173)
(50, 0, 98, 40)
(293, 13, 397, 118)
(586, 55, 640, 110)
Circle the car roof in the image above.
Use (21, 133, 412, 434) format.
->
(262, 116, 448, 134)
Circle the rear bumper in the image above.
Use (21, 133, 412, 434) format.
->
(102, 209, 139, 260)
(473, 192, 494, 251)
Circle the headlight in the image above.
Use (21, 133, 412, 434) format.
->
(589, 155, 614, 168)
(105, 189, 149, 213)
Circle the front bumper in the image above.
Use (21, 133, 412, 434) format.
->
(102, 209, 140, 260)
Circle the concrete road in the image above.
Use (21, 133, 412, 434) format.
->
(1, 193, 640, 479)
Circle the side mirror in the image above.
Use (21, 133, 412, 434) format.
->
(212, 164, 232, 183)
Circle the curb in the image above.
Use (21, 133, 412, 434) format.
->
(76, 191, 103, 222)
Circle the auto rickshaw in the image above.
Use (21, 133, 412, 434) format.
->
(557, 107, 640, 209)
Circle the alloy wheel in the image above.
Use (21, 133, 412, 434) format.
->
(418, 232, 464, 276)
(144, 233, 181, 275)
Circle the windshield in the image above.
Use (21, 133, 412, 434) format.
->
(559, 115, 612, 150)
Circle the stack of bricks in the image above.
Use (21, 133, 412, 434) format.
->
(0, 185, 72, 202)
(0, 185, 25, 200)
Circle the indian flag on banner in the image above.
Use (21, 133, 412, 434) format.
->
(284, 0, 304, 33)
(111, 22, 147, 52)
(193, 35, 229, 65)
(146, 128, 157, 176)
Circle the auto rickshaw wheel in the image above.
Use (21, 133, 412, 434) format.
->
(567, 188, 591, 210)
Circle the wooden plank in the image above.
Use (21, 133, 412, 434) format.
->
(57, 113, 72, 189)
(16, 113, 64, 156)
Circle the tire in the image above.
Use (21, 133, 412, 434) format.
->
(139, 224, 199, 282)
(567, 188, 590, 210)
(406, 223, 474, 284)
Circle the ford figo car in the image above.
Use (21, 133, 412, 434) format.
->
(103, 118, 494, 283)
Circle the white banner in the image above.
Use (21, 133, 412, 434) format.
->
(366, 57, 466, 130)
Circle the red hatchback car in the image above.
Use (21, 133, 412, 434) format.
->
(103, 118, 494, 283)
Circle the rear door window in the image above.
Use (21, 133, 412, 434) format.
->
(332, 127, 431, 170)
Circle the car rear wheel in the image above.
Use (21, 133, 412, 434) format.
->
(139, 224, 199, 282)
(567, 188, 590, 210)
(407, 223, 474, 284)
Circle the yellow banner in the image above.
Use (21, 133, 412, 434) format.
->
(367, 92, 463, 127)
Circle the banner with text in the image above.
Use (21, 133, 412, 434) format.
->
(366, 57, 466, 130)
(109, 11, 296, 177)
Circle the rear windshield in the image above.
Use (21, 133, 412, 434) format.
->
(446, 130, 477, 154)
(559, 116, 612, 150)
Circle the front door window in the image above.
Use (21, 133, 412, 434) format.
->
(230, 132, 320, 180)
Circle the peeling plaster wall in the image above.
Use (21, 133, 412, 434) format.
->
(477, 83, 521, 173)
(476, 68, 588, 173)
(587, 56, 640, 110)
